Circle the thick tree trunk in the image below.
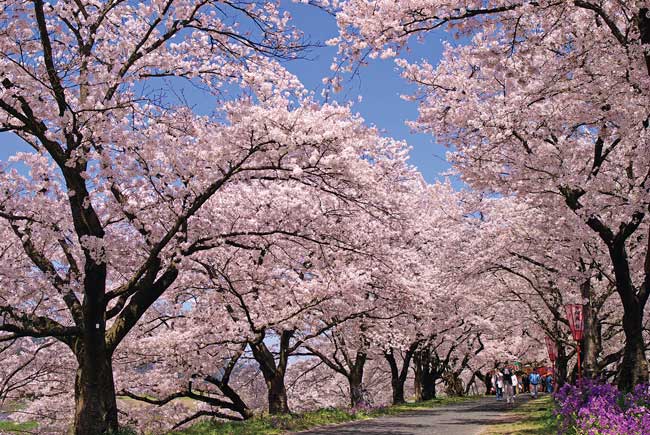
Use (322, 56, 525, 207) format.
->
(413, 355, 423, 401)
(555, 344, 569, 388)
(391, 376, 406, 404)
(348, 352, 367, 407)
(422, 375, 436, 400)
(74, 272, 118, 435)
(349, 373, 366, 407)
(609, 240, 649, 391)
(481, 371, 492, 395)
(413, 351, 436, 401)
(73, 348, 118, 435)
(618, 306, 649, 390)
(250, 330, 293, 415)
(386, 353, 405, 403)
(267, 375, 289, 414)
(385, 348, 414, 405)
(581, 286, 602, 379)
(444, 371, 464, 397)
(581, 308, 602, 379)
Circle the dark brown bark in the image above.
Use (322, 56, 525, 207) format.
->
(390, 375, 406, 404)
(555, 342, 569, 387)
(267, 375, 290, 414)
(637, 8, 650, 75)
(348, 374, 364, 407)
(73, 345, 118, 435)
(608, 239, 649, 390)
(209, 383, 253, 419)
(480, 370, 492, 395)
(443, 371, 464, 397)
(250, 330, 293, 414)
(121, 355, 253, 426)
(413, 350, 437, 401)
(204, 345, 254, 420)
(413, 356, 423, 401)
(73, 236, 115, 435)
(384, 343, 418, 405)
(618, 305, 649, 390)
(348, 351, 368, 407)
(422, 374, 436, 400)
(385, 351, 405, 404)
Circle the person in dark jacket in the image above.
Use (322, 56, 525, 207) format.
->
(522, 372, 530, 393)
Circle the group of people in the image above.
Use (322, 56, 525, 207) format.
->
(491, 366, 553, 405)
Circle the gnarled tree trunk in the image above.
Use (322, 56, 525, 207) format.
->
(385, 343, 418, 404)
(609, 239, 649, 391)
(250, 330, 293, 415)
(413, 350, 438, 401)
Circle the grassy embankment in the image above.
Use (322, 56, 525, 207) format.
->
(0, 401, 38, 434)
(0, 420, 38, 433)
(481, 395, 558, 435)
(171, 396, 477, 435)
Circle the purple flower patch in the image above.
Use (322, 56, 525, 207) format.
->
(554, 380, 650, 435)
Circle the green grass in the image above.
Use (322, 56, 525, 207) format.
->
(0, 401, 38, 433)
(171, 396, 479, 435)
(0, 420, 38, 433)
(481, 395, 559, 435)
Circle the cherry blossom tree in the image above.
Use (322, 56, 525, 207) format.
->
(0, 95, 418, 432)
(332, 0, 650, 390)
(110, 127, 417, 424)
(0, 1, 430, 432)
(474, 197, 648, 383)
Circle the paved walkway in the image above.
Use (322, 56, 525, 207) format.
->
(296, 396, 532, 435)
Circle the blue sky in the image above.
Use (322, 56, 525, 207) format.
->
(0, 3, 452, 183)
(283, 4, 451, 184)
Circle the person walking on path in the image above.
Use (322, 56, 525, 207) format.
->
(502, 367, 515, 405)
(529, 367, 541, 399)
(493, 370, 504, 401)
(522, 372, 530, 393)
(546, 373, 553, 393)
